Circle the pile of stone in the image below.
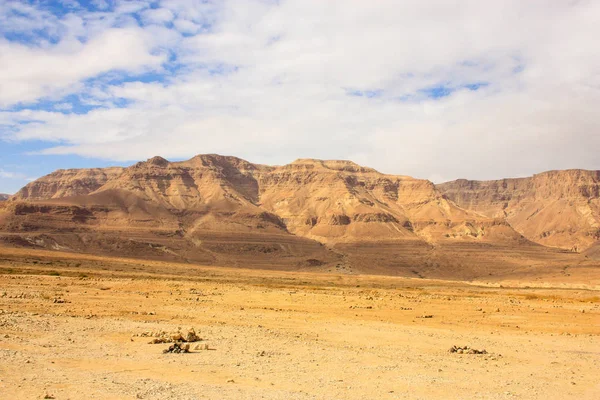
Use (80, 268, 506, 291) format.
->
(163, 343, 190, 354)
(134, 327, 201, 344)
(448, 345, 487, 354)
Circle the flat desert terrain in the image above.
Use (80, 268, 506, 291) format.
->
(1, 247, 599, 399)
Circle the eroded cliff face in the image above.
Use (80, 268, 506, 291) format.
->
(4, 155, 526, 246)
(12, 167, 124, 201)
(4, 155, 596, 276)
(254, 158, 516, 244)
(437, 170, 600, 251)
(256, 159, 415, 243)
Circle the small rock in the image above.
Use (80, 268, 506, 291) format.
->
(163, 342, 190, 354)
(449, 345, 487, 355)
(184, 328, 199, 342)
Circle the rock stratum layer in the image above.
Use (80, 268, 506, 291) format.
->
(0, 155, 597, 279)
(437, 170, 600, 254)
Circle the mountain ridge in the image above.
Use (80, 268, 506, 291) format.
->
(1, 155, 597, 278)
(437, 169, 600, 252)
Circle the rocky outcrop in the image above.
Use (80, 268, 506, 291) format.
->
(2, 155, 593, 276)
(437, 170, 600, 251)
(12, 167, 124, 201)
(4, 155, 528, 245)
(253, 158, 517, 244)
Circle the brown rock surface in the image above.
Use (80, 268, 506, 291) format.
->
(0, 155, 596, 277)
(12, 167, 124, 201)
(437, 170, 600, 253)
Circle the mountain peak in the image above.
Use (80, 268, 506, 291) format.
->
(288, 158, 378, 173)
(146, 156, 170, 167)
(179, 154, 262, 170)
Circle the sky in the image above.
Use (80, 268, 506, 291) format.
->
(1, 0, 599, 194)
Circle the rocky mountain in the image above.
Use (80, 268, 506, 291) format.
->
(0, 155, 594, 279)
(7, 154, 521, 243)
(437, 170, 600, 252)
(12, 167, 124, 201)
(0, 194, 9, 201)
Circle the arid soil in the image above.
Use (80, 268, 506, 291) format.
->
(1, 248, 599, 399)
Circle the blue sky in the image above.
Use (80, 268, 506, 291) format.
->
(1, 0, 599, 193)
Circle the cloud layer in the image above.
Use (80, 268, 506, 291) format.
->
(1, 0, 599, 183)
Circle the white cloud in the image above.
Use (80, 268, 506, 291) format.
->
(0, 169, 17, 179)
(173, 18, 201, 34)
(0, 169, 28, 180)
(91, 0, 110, 10)
(141, 7, 174, 25)
(1, 0, 600, 181)
(53, 103, 74, 111)
(0, 2, 61, 40)
(0, 27, 166, 106)
(114, 1, 151, 15)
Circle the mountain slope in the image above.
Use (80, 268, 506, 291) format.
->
(10, 154, 518, 245)
(255, 158, 523, 246)
(12, 167, 124, 201)
(0, 155, 593, 278)
(0, 194, 9, 201)
(437, 170, 600, 252)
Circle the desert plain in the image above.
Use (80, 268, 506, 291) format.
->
(3, 0, 600, 397)
(1, 247, 599, 400)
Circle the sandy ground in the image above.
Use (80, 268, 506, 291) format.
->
(0, 250, 599, 399)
